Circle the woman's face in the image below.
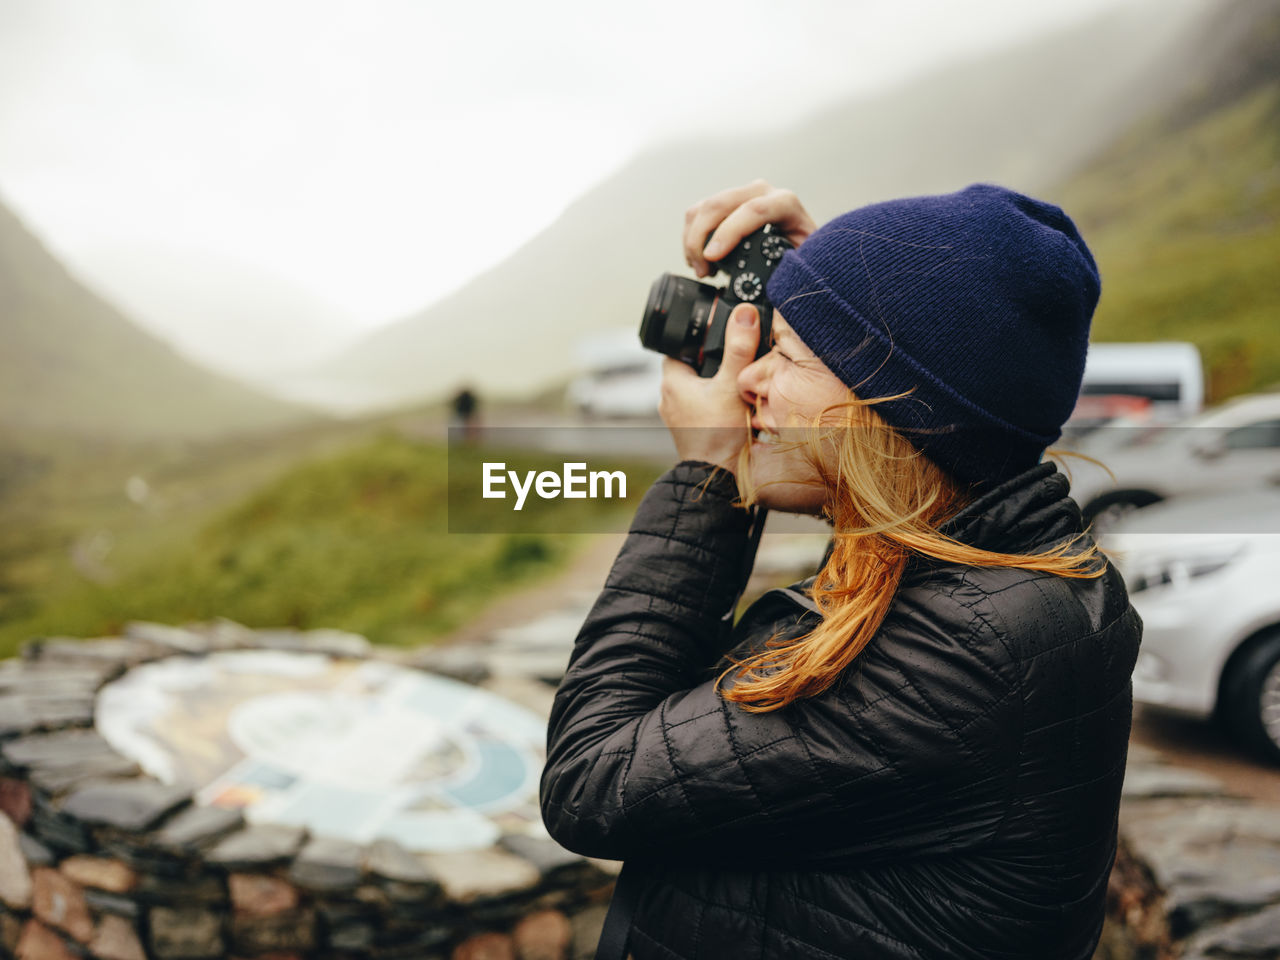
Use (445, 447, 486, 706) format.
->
(738, 311, 851, 514)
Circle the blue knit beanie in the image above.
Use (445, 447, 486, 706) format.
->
(765, 184, 1100, 485)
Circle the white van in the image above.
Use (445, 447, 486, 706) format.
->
(1074, 341, 1204, 426)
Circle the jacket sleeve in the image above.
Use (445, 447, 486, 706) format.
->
(540, 462, 1019, 866)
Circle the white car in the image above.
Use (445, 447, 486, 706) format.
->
(1065, 391, 1280, 531)
(567, 331, 663, 420)
(1105, 489, 1280, 764)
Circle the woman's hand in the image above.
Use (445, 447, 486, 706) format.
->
(663, 180, 815, 471)
(683, 180, 818, 278)
(659, 304, 760, 473)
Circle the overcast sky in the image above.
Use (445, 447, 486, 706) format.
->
(0, 0, 1143, 378)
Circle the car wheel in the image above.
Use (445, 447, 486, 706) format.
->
(1082, 490, 1163, 535)
(1220, 628, 1280, 766)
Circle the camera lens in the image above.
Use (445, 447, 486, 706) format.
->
(640, 274, 720, 365)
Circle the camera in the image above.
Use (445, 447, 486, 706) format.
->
(639, 225, 793, 377)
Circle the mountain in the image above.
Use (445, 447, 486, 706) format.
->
(296, 0, 1217, 411)
(0, 198, 319, 440)
(71, 242, 362, 382)
(1053, 0, 1280, 400)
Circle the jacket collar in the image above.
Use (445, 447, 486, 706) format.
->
(940, 462, 1085, 555)
(773, 463, 1086, 614)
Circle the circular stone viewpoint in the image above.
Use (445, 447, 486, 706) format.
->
(0, 622, 612, 960)
(98, 652, 546, 853)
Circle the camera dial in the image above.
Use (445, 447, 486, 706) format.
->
(733, 273, 764, 301)
(762, 235, 788, 262)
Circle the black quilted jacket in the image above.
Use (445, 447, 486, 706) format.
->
(542, 461, 1142, 960)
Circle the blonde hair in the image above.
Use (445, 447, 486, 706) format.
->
(719, 394, 1104, 713)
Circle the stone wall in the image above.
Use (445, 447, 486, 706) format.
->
(0, 623, 614, 960)
(1095, 837, 1176, 960)
(5, 619, 1280, 960)
(1108, 743, 1280, 960)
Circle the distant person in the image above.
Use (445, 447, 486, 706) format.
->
(450, 386, 479, 443)
(541, 181, 1141, 959)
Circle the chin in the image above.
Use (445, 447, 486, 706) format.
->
(756, 489, 828, 516)
(746, 441, 829, 515)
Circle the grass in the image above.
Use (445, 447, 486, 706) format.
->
(0, 431, 663, 656)
(1056, 81, 1280, 401)
(0, 417, 381, 629)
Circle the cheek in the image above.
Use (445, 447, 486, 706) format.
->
(804, 370, 851, 420)
(770, 370, 811, 416)
(774, 370, 845, 425)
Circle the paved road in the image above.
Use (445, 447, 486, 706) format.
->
(1130, 704, 1280, 803)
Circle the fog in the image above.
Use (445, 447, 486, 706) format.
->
(0, 0, 1141, 380)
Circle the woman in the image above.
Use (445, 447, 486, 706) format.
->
(541, 181, 1142, 959)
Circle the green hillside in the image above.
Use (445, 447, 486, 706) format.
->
(1054, 3, 1280, 401)
(0, 434, 589, 654)
(0, 413, 390, 631)
(0, 198, 317, 440)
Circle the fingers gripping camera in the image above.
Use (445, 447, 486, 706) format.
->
(639, 225, 793, 377)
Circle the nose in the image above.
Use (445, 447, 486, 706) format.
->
(738, 352, 768, 410)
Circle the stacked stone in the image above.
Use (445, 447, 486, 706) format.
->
(1107, 743, 1280, 960)
(7, 616, 1280, 959)
(0, 622, 616, 960)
